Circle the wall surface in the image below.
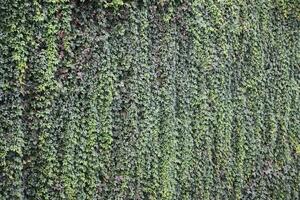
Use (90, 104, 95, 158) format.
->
(0, 0, 299, 199)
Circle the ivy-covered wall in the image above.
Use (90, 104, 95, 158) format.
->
(0, 0, 299, 199)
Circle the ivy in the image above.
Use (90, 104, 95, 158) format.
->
(0, 0, 299, 199)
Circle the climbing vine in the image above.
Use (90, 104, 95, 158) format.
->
(0, 0, 299, 199)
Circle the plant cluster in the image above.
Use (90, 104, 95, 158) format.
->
(0, 0, 299, 199)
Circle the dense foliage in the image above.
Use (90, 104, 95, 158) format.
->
(0, 0, 299, 199)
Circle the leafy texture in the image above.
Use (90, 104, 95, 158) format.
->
(0, 0, 299, 199)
